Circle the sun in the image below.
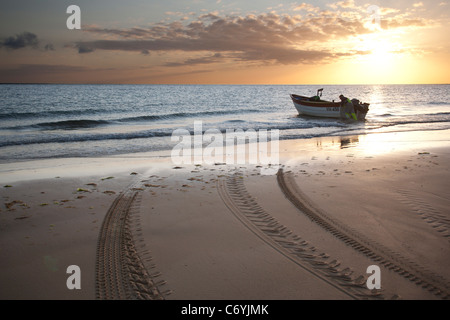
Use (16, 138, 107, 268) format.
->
(366, 40, 396, 68)
(349, 31, 406, 81)
(328, 28, 414, 84)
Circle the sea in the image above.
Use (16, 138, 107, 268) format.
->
(0, 84, 449, 163)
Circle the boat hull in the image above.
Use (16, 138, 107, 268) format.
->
(290, 94, 341, 118)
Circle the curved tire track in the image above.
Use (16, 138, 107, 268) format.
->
(217, 173, 383, 300)
(95, 181, 168, 300)
(397, 189, 450, 243)
(277, 168, 450, 299)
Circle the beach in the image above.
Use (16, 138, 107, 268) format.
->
(1, 129, 449, 300)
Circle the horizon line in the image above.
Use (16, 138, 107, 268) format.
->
(1, 82, 449, 86)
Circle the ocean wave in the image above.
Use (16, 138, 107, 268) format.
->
(1, 108, 263, 130)
(0, 130, 174, 147)
(34, 119, 110, 130)
(225, 119, 247, 123)
(2, 113, 450, 148)
(116, 109, 262, 122)
(0, 120, 341, 147)
(0, 108, 105, 119)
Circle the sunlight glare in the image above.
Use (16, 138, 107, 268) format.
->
(350, 30, 407, 82)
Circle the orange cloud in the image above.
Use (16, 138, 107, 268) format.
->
(72, 12, 376, 66)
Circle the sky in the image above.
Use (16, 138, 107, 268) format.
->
(0, 0, 449, 84)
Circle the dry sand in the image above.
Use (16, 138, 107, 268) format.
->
(1, 130, 449, 300)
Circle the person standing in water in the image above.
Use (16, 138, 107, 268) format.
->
(339, 94, 357, 121)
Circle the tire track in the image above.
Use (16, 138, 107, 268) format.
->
(217, 173, 384, 300)
(277, 168, 450, 299)
(397, 189, 450, 243)
(96, 181, 168, 300)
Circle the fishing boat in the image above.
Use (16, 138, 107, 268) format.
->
(290, 89, 369, 120)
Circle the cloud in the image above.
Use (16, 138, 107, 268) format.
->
(165, 53, 223, 67)
(79, 26, 155, 39)
(380, 7, 400, 15)
(74, 12, 373, 65)
(0, 32, 56, 52)
(381, 17, 431, 29)
(0, 64, 92, 81)
(2, 64, 91, 74)
(328, 0, 356, 10)
(70, 4, 436, 67)
(293, 3, 320, 12)
(44, 44, 55, 51)
(0, 32, 39, 50)
(77, 44, 95, 54)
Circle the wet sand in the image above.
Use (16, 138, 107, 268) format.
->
(1, 129, 449, 300)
